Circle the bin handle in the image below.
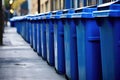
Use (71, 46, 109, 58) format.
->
(59, 32, 64, 36)
(88, 37, 100, 42)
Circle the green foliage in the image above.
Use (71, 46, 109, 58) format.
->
(4, 0, 10, 9)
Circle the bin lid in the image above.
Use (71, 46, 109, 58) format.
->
(36, 13, 44, 20)
(50, 11, 57, 19)
(26, 14, 34, 21)
(10, 18, 15, 21)
(41, 12, 49, 20)
(72, 6, 97, 18)
(45, 12, 52, 19)
(61, 9, 75, 18)
(51, 10, 63, 19)
(14, 16, 25, 21)
(93, 1, 120, 17)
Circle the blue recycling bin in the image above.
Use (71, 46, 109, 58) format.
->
(14, 19, 19, 33)
(27, 16, 31, 44)
(41, 14, 47, 60)
(25, 17, 29, 43)
(32, 16, 37, 51)
(27, 19, 31, 43)
(45, 12, 55, 66)
(19, 18, 23, 35)
(17, 21, 21, 34)
(52, 11, 65, 74)
(72, 7, 102, 80)
(30, 18, 34, 47)
(21, 20, 24, 37)
(24, 18, 28, 41)
(93, 1, 120, 80)
(61, 9, 78, 80)
(16, 17, 21, 35)
(26, 17, 30, 43)
(15, 16, 23, 34)
(21, 17, 26, 39)
(36, 16, 41, 56)
(22, 19, 26, 39)
(10, 18, 15, 27)
(20, 20, 23, 36)
(27, 15, 34, 44)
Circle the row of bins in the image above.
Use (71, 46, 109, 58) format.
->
(10, 1, 120, 80)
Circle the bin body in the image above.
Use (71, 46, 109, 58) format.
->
(93, 2, 120, 80)
(23, 20, 26, 39)
(21, 20, 24, 37)
(46, 18, 54, 66)
(33, 20, 37, 51)
(41, 20, 47, 60)
(25, 21, 27, 41)
(27, 20, 30, 43)
(16, 21, 20, 34)
(19, 21, 21, 34)
(73, 8, 102, 80)
(103, 18, 120, 80)
(30, 20, 33, 47)
(10, 21, 15, 27)
(37, 20, 42, 56)
(54, 18, 65, 74)
(63, 18, 78, 80)
(26, 20, 29, 43)
(19, 21, 22, 35)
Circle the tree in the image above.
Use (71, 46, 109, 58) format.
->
(11, 0, 25, 10)
(0, 0, 4, 45)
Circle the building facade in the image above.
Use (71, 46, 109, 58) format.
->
(40, 0, 64, 13)
(40, 0, 117, 13)
(28, 0, 38, 14)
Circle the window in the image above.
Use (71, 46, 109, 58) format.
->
(103, 0, 116, 3)
(56, 0, 60, 10)
(75, 0, 87, 8)
(43, 0, 118, 12)
(77, 0, 117, 8)
(41, 4, 44, 12)
(87, 0, 97, 6)
(98, 0, 117, 4)
(52, 0, 65, 10)
(60, 0, 64, 9)
(45, 1, 48, 12)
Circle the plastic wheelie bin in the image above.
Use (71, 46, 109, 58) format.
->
(30, 17, 34, 47)
(93, 1, 120, 80)
(24, 17, 28, 41)
(73, 7, 102, 80)
(32, 16, 38, 51)
(10, 18, 15, 27)
(25, 16, 29, 43)
(27, 15, 34, 44)
(45, 12, 54, 66)
(52, 10, 65, 74)
(61, 9, 78, 80)
(36, 15, 42, 56)
(41, 13, 47, 60)
(26, 16, 30, 43)
(22, 17, 26, 40)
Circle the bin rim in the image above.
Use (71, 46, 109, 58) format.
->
(72, 7, 96, 18)
(60, 9, 75, 19)
(51, 10, 63, 19)
(72, 12, 94, 18)
(93, 0, 120, 17)
(93, 10, 120, 17)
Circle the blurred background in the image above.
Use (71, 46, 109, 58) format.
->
(2, 0, 116, 19)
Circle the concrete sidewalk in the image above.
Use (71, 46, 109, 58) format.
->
(0, 27, 66, 80)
